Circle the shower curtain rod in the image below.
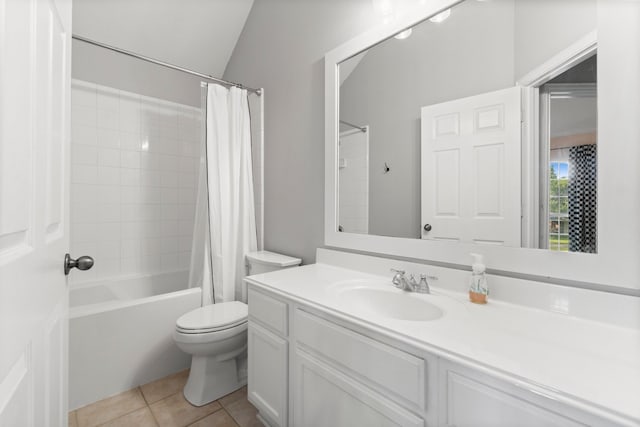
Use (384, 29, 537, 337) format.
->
(340, 120, 367, 132)
(72, 34, 262, 95)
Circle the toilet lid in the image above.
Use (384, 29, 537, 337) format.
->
(176, 301, 248, 333)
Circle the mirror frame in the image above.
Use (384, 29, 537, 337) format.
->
(324, 0, 640, 291)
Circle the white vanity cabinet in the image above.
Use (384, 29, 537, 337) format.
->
(247, 285, 624, 427)
(248, 286, 432, 427)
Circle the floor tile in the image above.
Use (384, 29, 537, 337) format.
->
(149, 392, 222, 427)
(218, 386, 247, 408)
(98, 407, 158, 427)
(224, 398, 263, 427)
(76, 388, 147, 427)
(69, 410, 78, 427)
(188, 409, 239, 427)
(141, 370, 190, 404)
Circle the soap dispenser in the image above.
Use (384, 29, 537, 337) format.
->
(469, 253, 488, 304)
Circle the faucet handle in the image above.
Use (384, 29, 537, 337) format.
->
(415, 274, 431, 294)
(390, 268, 406, 289)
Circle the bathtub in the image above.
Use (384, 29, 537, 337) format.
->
(68, 271, 201, 410)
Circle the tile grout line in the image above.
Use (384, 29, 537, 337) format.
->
(219, 400, 246, 427)
(147, 400, 161, 427)
(140, 385, 152, 406)
(141, 387, 160, 427)
(186, 404, 227, 426)
(91, 387, 147, 427)
(221, 407, 241, 427)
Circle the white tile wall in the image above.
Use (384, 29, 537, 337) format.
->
(70, 80, 201, 283)
(338, 129, 369, 234)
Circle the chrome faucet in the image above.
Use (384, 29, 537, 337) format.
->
(390, 268, 413, 291)
(391, 269, 431, 294)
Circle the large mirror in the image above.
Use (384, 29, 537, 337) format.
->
(325, 0, 640, 289)
(338, 0, 597, 253)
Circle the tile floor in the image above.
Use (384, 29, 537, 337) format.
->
(68, 370, 263, 427)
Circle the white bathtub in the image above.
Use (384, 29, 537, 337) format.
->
(68, 271, 201, 410)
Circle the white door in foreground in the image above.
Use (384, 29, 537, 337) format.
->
(421, 87, 521, 246)
(0, 0, 72, 425)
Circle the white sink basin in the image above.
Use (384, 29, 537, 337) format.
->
(336, 287, 443, 321)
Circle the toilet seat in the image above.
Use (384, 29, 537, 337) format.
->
(173, 321, 248, 347)
(176, 301, 248, 334)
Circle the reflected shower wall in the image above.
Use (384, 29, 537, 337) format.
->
(70, 80, 201, 283)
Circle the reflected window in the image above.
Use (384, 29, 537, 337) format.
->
(548, 161, 569, 251)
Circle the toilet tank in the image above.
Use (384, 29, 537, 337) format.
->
(246, 251, 301, 275)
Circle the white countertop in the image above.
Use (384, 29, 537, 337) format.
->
(246, 262, 640, 426)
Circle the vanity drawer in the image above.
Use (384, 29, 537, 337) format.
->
(294, 309, 426, 411)
(248, 288, 288, 337)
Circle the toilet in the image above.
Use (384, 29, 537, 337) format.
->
(173, 250, 301, 406)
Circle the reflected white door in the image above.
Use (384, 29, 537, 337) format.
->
(338, 128, 369, 234)
(0, 0, 72, 425)
(421, 87, 521, 246)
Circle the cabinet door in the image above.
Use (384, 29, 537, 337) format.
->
(440, 363, 586, 427)
(294, 309, 426, 411)
(293, 349, 424, 427)
(248, 322, 288, 427)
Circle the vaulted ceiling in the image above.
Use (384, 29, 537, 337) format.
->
(73, 0, 254, 77)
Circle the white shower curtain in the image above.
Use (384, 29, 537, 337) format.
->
(188, 84, 257, 305)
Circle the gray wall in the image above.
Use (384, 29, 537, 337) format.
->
(514, 0, 597, 80)
(224, 0, 379, 264)
(72, 40, 203, 107)
(340, 0, 515, 238)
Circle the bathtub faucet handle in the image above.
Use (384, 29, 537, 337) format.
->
(64, 253, 94, 275)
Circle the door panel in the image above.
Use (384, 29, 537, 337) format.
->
(41, 0, 67, 240)
(0, 0, 72, 425)
(0, 351, 32, 426)
(473, 144, 503, 217)
(0, 0, 34, 259)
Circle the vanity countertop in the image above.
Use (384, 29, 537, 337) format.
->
(246, 262, 640, 426)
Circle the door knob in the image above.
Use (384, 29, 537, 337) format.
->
(64, 253, 94, 275)
(423, 224, 432, 232)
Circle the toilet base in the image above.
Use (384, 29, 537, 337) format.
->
(183, 354, 246, 406)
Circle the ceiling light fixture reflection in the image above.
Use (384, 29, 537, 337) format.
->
(394, 28, 413, 40)
(429, 8, 451, 23)
(372, 0, 395, 17)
